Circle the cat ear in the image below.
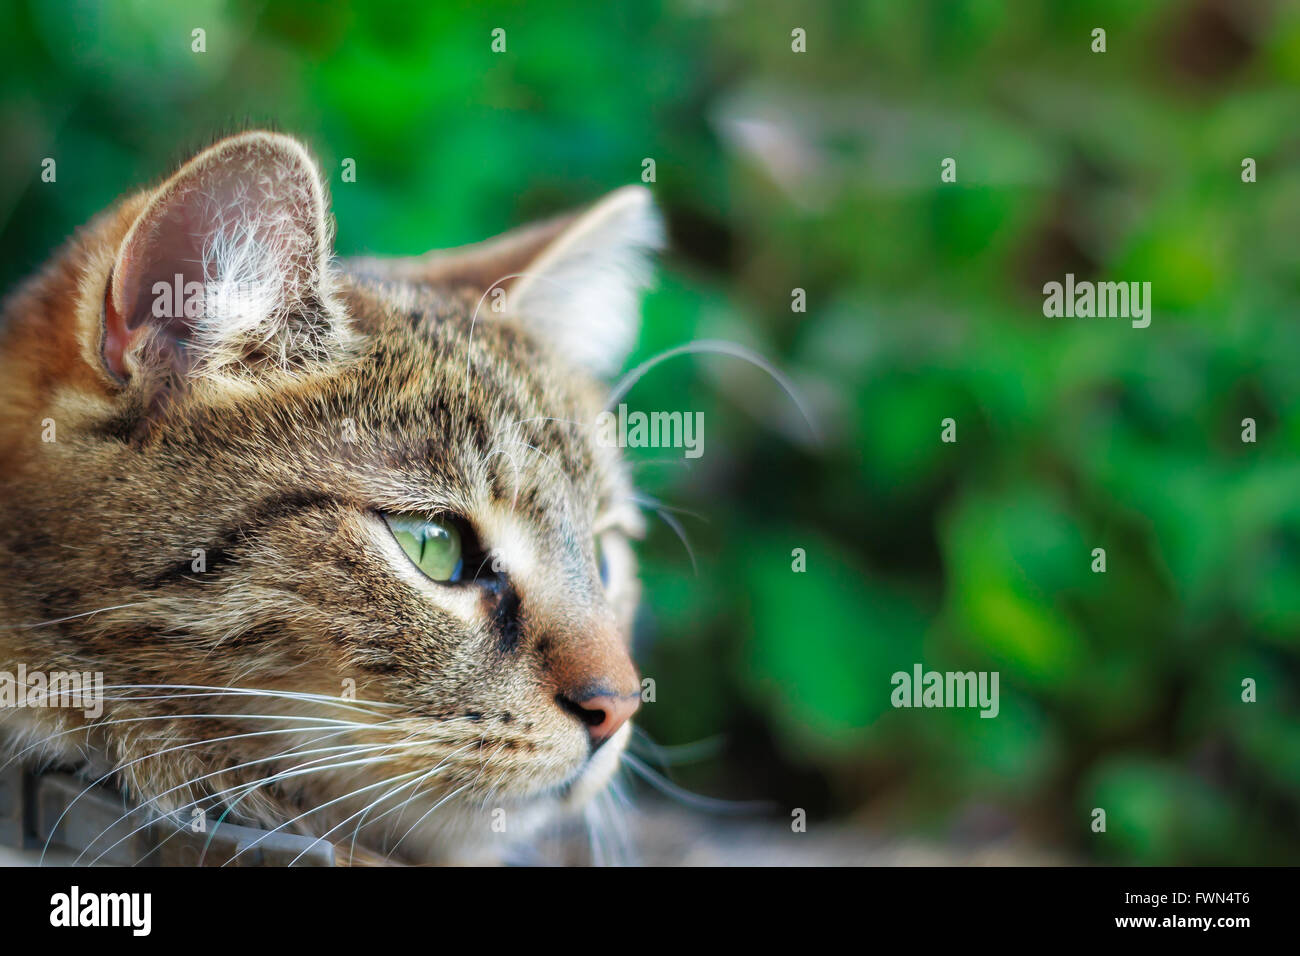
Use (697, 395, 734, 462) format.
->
(505, 187, 662, 376)
(102, 131, 349, 385)
(368, 186, 663, 377)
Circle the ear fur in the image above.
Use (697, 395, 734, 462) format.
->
(103, 131, 350, 385)
(351, 186, 664, 376)
(508, 186, 663, 377)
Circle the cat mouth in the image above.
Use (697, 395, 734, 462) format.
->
(550, 723, 631, 809)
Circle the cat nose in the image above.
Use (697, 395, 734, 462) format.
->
(559, 691, 640, 748)
(543, 617, 640, 748)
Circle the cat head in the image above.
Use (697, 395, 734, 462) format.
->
(0, 131, 663, 862)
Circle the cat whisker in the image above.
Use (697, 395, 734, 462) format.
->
(272, 721, 449, 865)
(1, 679, 388, 726)
(373, 767, 438, 854)
(41, 718, 408, 867)
(95, 682, 397, 715)
(606, 786, 636, 866)
(620, 752, 772, 815)
(132, 751, 388, 866)
(283, 769, 431, 867)
(72, 719, 432, 865)
(353, 766, 438, 863)
(86, 743, 422, 867)
(193, 721, 486, 867)
(629, 492, 708, 523)
(584, 798, 607, 867)
(382, 736, 503, 864)
(3, 602, 148, 629)
(2, 711, 382, 775)
(509, 438, 565, 475)
(383, 781, 474, 865)
(306, 740, 480, 865)
(652, 507, 697, 575)
(462, 269, 589, 404)
(335, 727, 452, 861)
(604, 338, 821, 446)
(504, 415, 586, 432)
(225, 760, 437, 867)
(591, 789, 614, 867)
(135, 732, 431, 868)
(629, 726, 726, 767)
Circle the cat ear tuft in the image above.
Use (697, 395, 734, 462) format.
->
(103, 131, 349, 385)
(359, 186, 664, 377)
(507, 186, 664, 377)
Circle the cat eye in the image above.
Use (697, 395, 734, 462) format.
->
(383, 513, 464, 583)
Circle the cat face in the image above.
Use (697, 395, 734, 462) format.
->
(0, 132, 662, 863)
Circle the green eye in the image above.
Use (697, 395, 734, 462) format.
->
(383, 513, 464, 582)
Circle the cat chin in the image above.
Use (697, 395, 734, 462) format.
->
(557, 720, 631, 811)
(385, 722, 633, 864)
(390, 801, 559, 866)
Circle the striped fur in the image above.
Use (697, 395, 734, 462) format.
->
(0, 132, 658, 863)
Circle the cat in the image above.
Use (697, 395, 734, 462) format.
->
(0, 131, 662, 864)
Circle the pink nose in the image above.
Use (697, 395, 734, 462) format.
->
(564, 693, 640, 748)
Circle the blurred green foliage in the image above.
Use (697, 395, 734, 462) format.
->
(0, 0, 1296, 863)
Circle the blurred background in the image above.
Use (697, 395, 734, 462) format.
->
(1, 0, 1298, 865)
